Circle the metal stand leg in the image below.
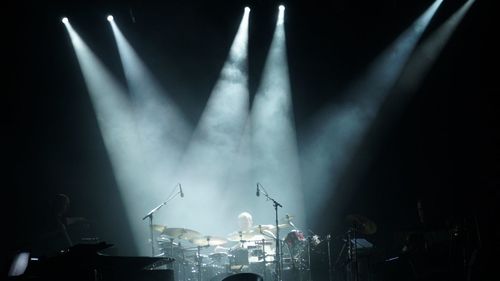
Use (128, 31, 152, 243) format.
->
(326, 235, 332, 281)
(197, 246, 202, 281)
(347, 229, 358, 281)
(308, 237, 313, 281)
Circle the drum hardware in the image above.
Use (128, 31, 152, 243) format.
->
(158, 227, 203, 281)
(156, 238, 194, 281)
(157, 236, 178, 257)
(184, 235, 229, 281)
(195, 245, 208, 281)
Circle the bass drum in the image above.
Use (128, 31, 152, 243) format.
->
(208, 272, 233, 281)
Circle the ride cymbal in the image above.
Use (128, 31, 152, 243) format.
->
(163, 228, 202, 240)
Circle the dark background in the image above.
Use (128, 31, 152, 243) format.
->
(5, 0, 495, 279)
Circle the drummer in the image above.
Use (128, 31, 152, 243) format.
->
(237, 211, 253, 233)
(215, 211, 253, 253)
(235, 212, 272, 246)
(216, 212, 275, 252)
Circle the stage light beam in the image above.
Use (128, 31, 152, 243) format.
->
(108, 15, 193, 255)
(107, 15, 114, 22)
(63, 21, 143, 255)
(301, 0, 443, 227)
(394, 0, 476, 98)
(170, 7, 251, 236)
(250, 6, 306, 229)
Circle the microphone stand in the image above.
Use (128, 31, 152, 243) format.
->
(142, 185, 182, 257)
(257, 183, 283, 281)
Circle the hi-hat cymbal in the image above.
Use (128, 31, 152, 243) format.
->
(190, 236, 228, 247)
(152, 224, 168, 233)
(163, 228, 202, 240)
(346, 214, 377, 235)
(253, 223, 293, 231)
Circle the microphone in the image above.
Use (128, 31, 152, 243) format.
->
(179, 183, 184, 198)
(256, 183, 260, 197)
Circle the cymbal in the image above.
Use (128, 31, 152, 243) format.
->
(277, 223, 293, 229)
(157, 235, 173, 241)
(227, 230, 270, 241)
(252, 224, 277, 232)
(163, 228, 202, 240)
(227, 225, 280, 241)
(251, 224, 294, 233)
(152, 224, 168, 233)
(346, 214, 377, 235)
(227, 230, 256, 241)
(253, 223, 292, 231)
(190, 236, 228, 247)
(280, 214, 295, 222)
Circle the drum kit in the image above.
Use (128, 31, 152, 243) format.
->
(151, 213, 379, 281)
(151, 215, 321, 281)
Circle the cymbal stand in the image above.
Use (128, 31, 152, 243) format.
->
(197, 246, 202, 281)
(169, 238, 182, 281)
(305, 236, 313, 281)
(333, 232, 350, 281)
(178, 241, 186, 281)
(256, 183, 283, 281)
(347, 228, 358, 281)
(326, 234, 332, 281)
(196, 238, 212, 281)
(259, 238, 268, 280)
(238, 232, 246, 248)
(142, 183, 182, 257)
(168, 238, 175, 257)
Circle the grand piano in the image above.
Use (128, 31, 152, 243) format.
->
(9, 242, 175, 281)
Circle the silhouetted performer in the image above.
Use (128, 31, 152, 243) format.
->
(34, 193, 88, 256)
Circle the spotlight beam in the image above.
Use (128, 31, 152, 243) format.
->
(301, 0, 443, 224)
(171, 8, 251, 236)
(394, 0, 476, 98)
(63, 22, 144, 255)
(109, 17, 192, 255)
(251, 6, 306, 229)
